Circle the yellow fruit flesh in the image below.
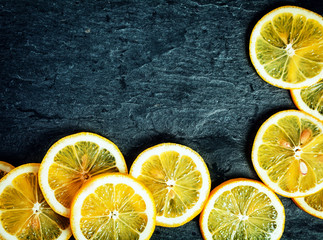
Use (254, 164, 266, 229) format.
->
(207, 186, 278, 240)
(258, 115, 323, 194)
(256, 13, 323, 83)
(303, 188, 323, 212)
(299, 80, 323, 115)
(136, 151, 202, 218)
(0, 172, 69, 239)
(48, 141, 119, 208)
(80, 183, 148, 240)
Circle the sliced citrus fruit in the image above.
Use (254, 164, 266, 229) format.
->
(293, 188, 323, 219)
(130, 143, 211, 227)
(252, 110, 323, 197)
(0, 163, 71, 240)
(39, 132, 127, 217)
(291, 79, 323, 121)
(200, 178, 285, 240)
(250, 6, 323, 89)
(0, 161, 14, 179)
(70, 173, 156, 240)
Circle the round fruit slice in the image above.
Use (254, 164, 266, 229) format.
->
(250, 6, 323, 89)
(0, 163, 71, 240)
(252, 110, 323, 197)
(293, 188, 323, 219)
(291, 80, 323, 121)
(39, 132, 127, 217)
(200, 178, 285, 240)
(0, 161, 14, 179)
(130, 143, 211, 227)
(70, 173, 156, 240)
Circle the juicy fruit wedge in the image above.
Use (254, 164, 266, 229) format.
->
(200, 178, 285, 240)
(252, 110, 323, 197)
(130, 143, 211, 227)
(39, 132, 127, 217)
(0, 161, 14, 179)
(250, 6, 323, 89)
(70, 173, 156, 240)
(291, 80, 323, 121)
(293, 188, 323, 219)
(0, 163, 71, 240)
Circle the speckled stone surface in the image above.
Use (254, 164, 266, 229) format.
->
(1, 0, 323, 239)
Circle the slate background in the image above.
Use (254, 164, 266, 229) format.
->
(1, 0, 323, 239)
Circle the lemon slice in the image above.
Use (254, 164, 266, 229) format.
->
(250, 6, 323, 89)
(130, 143, 211, 227)
(291, 80, 323, 121)
(0, 163, 71, 240)
(200, 178, 285, 240)
(0, 161, 14, 179)
(70, 173, 156, 240)
(39, 132, 127, 217)
(293, 188, 323, 219)
(252, 110, 323, 197)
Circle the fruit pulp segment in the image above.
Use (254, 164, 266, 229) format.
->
(80, 183, 148, 240)
(48, 141, 118, 208)
(304, 189, 323, 211)
(258, 115, 323, 193)
(0, 172, 69, 238)
(136, 151, 202, 218)
(208, 186, 278, 239)
(300, 80, 323, 112)
(256, 12, 323, 82)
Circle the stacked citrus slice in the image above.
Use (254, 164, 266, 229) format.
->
(0, 161, 14, 179)
(250, 6, 323, 89)
(291, 80, 323, 121)
(130, 143, 211, 227)
(70, 173, 156, 240)
(293, 189, 323, 219)
(39, 132, 127, 217)
(252, 110, 323, 197)
(200, 178, 285, 240)
(0, 163, 71, 240)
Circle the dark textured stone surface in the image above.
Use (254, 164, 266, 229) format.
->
(1, 0, 322, 239)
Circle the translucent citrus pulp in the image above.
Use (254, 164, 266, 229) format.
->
(0, 161, 14, 179)
(249, 6, 323, 89)
(70, 173, 156, 240)
(0, 163, 71, 240)
(200, 178, 285, 240)
(39, 132, 127, 217)
(293, 188, 323, 219)
(252, 110, 323, 197)
(130, 143, 211, 227)
(291, 79, 323, 121)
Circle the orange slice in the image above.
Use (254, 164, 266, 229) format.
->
(293, 188, 323, 219)
(39, 132, 127, 217)
(0, 161, 14, 179)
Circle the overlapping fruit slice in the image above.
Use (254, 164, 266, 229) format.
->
(252, 110, 323, 197)
(0, 163, 71, 240)
(39, 132, 127, 217)
(0, 161, 14, 179)
(130, 143, 211, 227)
(293, 188, 323, 219)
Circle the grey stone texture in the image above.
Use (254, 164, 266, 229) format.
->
(1, 0, 322, 239)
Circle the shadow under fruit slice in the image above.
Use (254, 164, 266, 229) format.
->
(0, 163, 71, 240)
(39, 132, 127, 217)
(252, 110, 323, 197)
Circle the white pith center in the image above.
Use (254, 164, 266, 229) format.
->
(32, 202, 41, 214)
(238, 214, 249, 221)
(166, 179, 176, 187)
(111, 210, 119, 219)
(294, 147, 301, 159)
(286, 43, 295, 56)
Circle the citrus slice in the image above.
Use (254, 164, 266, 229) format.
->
(200, 178, 285, 240)
(252, 110, 323, 197)
(70, 173, 156, 240)
(0, 161, 14, 179)
(0, 163, 71, 240)
(39, 132, 127, 217)
(291, 79, 323, 121)
(250, 6, 323, 89)
(293, 188, 323, 219)
(130, 143, 211, 227)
